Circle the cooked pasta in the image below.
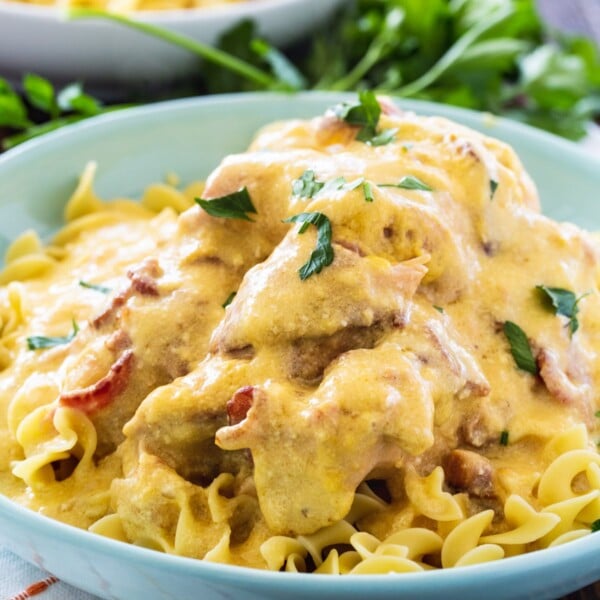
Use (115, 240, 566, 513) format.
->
(0, 96, 599, 575)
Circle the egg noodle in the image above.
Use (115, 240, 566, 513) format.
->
(0, 99, 599, 575)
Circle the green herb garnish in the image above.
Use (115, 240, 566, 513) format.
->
(331, 90, 396, 146)
(196, 187, 257, 221)
(0, 74, 110, 150)
(490, 179, 499, 198)
(292, 170, 325, 198)
(503, 321, 538, 375)
(500, 430, 509, 446)
(380, 175, 433, 192)
(433, 305, 444, 314)
(79, 280, 110, 294)
(536, 285, 588, 335)
(23, 73, 59, 119)
(27, 320, 79, 351)
(363, 181, 374, 203)
(222, 291, 237, 308)
(596, 410, 600, 418)
(284, 212, 334, 280)
(592, 519, 600, 533)
(368, 127, 398, 147)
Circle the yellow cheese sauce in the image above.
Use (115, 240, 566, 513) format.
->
(0, 101, 599, 573)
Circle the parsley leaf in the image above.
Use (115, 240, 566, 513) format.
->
(490, 178, 499, 198)
(196, 187, 257, 221)
(503, 320, 538, 375)
(536, 285, 587, 335)
(333, 90, 381, 137)
(23, 73, 58, 119)
(27, 320, 79, 351)
(380, 175, 433, 191)
(500, 430, 509, 446)
(292, 172, 369, 200)
(222, 291, 237, 308)
(592, 519, 600, 533)
(58, 83, 102, 117)
(0, 78, 32, 129)
(284, 212, 334, 280)
(79, 280, 110, 294)
(368, 127, 398, 146)
(433, 305, 444, 314)
(292, 170, 324, 198)
(331, 90, 395, 146)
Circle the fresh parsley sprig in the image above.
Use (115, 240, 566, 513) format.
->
(284, 212, 334, 280)
(0, 74, 116, 150)
(196, 187, 257, 221)
(27, 320, 80, 351)
(536, 285, 588, 335)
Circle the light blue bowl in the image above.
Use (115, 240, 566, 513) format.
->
(0, 93, 599, 600)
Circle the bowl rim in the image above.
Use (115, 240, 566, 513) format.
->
(0, 91, 599, 594)
(0, 0, 324, 23)
(2, 91, 599, 169)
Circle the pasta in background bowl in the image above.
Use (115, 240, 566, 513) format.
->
(0, 93, 599, 599)
(0, 0, 344, 92)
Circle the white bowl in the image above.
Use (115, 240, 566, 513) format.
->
(0, 0, 344, 93)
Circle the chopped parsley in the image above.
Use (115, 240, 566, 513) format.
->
(592, 519, 600, 533)
(27, 320, 79, 351)
(291, 171, 367, 199)
(331, 90, 396, 146)
(292, 170, 324, 198)
(222, 291, 237, 309)
(78, 280, 110, 294)
(284, 212, 334, 280)
(380, 175, 433, 191)
(433, 305, 444, 314)
(490, 178, 499, 198)
(500, 430, 509, 446)
(363, 181, 374, 203)
(368, 127, 398, 147)
(196, 187, 257, 221)
(536, 285, 588, 335)
(596, 410, 600, 418)
(503, 320, 538, 375)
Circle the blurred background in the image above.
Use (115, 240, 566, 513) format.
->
(0, 0, 599, 151)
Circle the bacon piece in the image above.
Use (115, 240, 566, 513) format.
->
(227, 386, 255, 426)
(104, 329, 131, 352)
(444, 449, 495, 498)
(537, 348, 591, 406)
(60, 349, 135, 413)
(127, 258, 161, 297)
(91, 290, 129, 329)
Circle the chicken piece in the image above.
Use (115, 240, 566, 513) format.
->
(216, 344, 435, 535)
(123, 356, 253, 485)
(211, 232, 427, 360)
